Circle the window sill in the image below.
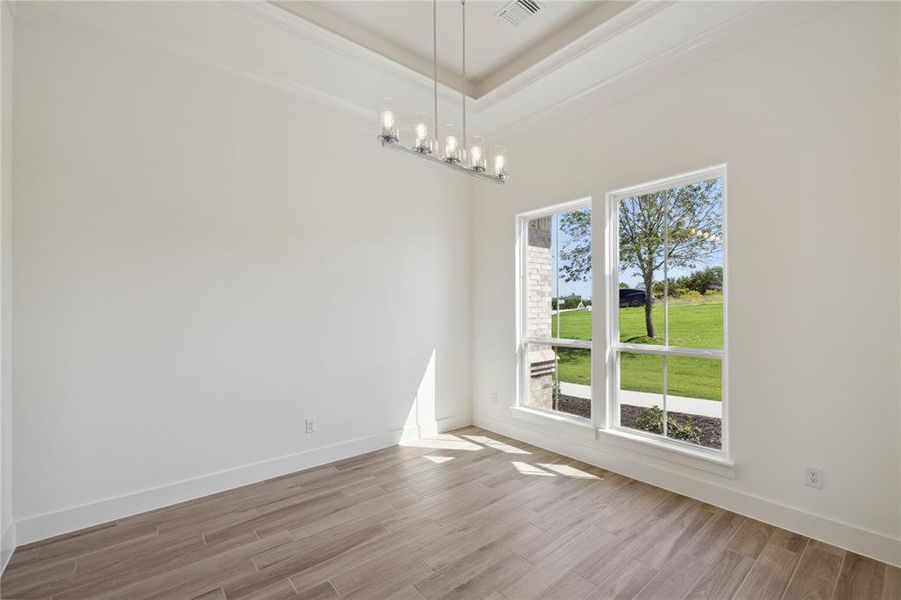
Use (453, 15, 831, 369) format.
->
(597, 427, 735, 478)
(510, 406, 596, 440)
(509, 406, 734, 477)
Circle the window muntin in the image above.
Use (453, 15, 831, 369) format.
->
(521, 202, 592, 420)
(611, 170, 726, 452)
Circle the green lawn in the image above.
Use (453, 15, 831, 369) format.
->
(549, 302, 723, 400)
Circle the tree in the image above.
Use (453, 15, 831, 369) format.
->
(672, 266, 723, 295)
(560, 180, 723, 338)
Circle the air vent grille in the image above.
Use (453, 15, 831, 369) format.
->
(496, 0, 544, 27)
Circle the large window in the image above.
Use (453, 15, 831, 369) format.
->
(610, 167, 726, 451)
(519, 200, 592, 420)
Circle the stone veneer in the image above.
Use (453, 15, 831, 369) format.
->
(527, 216, 555, 409)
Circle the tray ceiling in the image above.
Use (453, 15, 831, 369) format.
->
(271, 1, 634, 98)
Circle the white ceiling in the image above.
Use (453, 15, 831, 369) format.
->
(272, 1, 634, 97)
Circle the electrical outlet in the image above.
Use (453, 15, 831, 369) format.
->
(490, 392, 498, 405)
(305, 418, 316, 434)
(805, 466, 823, 489)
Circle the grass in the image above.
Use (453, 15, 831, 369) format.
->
(549, 300, 723, 400)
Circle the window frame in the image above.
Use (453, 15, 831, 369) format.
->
(516, 197, 594, 424)
(605, 165, 729, 458)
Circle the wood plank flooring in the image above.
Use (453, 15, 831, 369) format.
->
(2, 427, 897, 599)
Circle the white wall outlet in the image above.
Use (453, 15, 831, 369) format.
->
(805, 466, 823, 489)
(490, 392, 498, 405)
(305, 418, 316, 434)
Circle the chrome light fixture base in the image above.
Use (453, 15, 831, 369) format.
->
(379, 137, 509, 185)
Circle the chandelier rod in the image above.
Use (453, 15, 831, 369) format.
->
(461, 0, 466, 155)
(433, 0, 438, 147)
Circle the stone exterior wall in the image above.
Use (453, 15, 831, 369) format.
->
(527, 217, 555, 409)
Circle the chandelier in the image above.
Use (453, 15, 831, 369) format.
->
(377, 0, 509, 184)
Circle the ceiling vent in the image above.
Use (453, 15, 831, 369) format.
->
(496, 0, 544, 27)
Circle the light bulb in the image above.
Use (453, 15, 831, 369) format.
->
(378, 98, 399, 142)
(492, 145, 507, 179)
(414, 122, 430, 153)
(494, 153, 506, 176)
(470, 135, 486, 172)
(471, 146, 483, 169)
(445, 136, 460, 163)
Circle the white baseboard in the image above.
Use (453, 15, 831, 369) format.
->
(1, 521, 14, 575)
(15, 415, 470, 546)
(472, 411, 901, 568)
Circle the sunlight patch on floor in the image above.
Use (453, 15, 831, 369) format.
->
(423, 455, 455, 464)
(512, 461, 556, 477)
(538, 463, 599, 479)
(402, 434, 483, 451)
(462, 435, 531, 455)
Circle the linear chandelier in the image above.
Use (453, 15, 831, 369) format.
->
(377, 0, 509, 184)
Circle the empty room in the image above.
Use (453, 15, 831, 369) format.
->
(0, 0, 899, 598)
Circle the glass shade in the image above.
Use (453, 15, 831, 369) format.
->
(469, 135, 486, 171)
(378, 98, 399, 142)
(443, 124, 462, 163)
(413, 112, 432, 153)
(493, 145, 507, 178)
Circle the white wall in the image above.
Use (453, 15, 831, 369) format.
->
(5, 0, 901, 570)
(11, 4, 471, 542)
(472, 2, 901, 565)
(0, 0, 13, 571)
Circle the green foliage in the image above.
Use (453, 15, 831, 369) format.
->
(649, 267, 723, 299)
(558, 209, 591, 283)
(552, 295, 583, 310)
(634, 405, 702, 445)
(563, 296, 582, 309)
(671, 266, 723, 295)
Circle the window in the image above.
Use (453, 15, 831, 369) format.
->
(519, 200, 592, 420)
(610, 167, 726, 452)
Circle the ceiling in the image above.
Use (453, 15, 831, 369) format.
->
(271, 1, 634, 98)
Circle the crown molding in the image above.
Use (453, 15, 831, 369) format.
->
(13, 0, 468, 130)
(223, 1, 465, 108)
(478, 0, 843, 142)
(11, 0, 847, 142)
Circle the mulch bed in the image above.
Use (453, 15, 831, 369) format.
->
(555, 395, 722, 450)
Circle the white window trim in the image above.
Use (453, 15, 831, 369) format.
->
(514, 167, 731, 476)
(511, 165, 736, 478)
(605, 164, 729, 460)
(516, 197, 594, 425)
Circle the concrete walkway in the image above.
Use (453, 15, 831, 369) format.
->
(559, 382, 722, 418)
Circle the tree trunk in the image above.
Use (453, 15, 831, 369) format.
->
(643, 273, 656, 338)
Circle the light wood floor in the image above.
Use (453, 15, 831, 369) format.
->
(3, 427, 898, 600)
